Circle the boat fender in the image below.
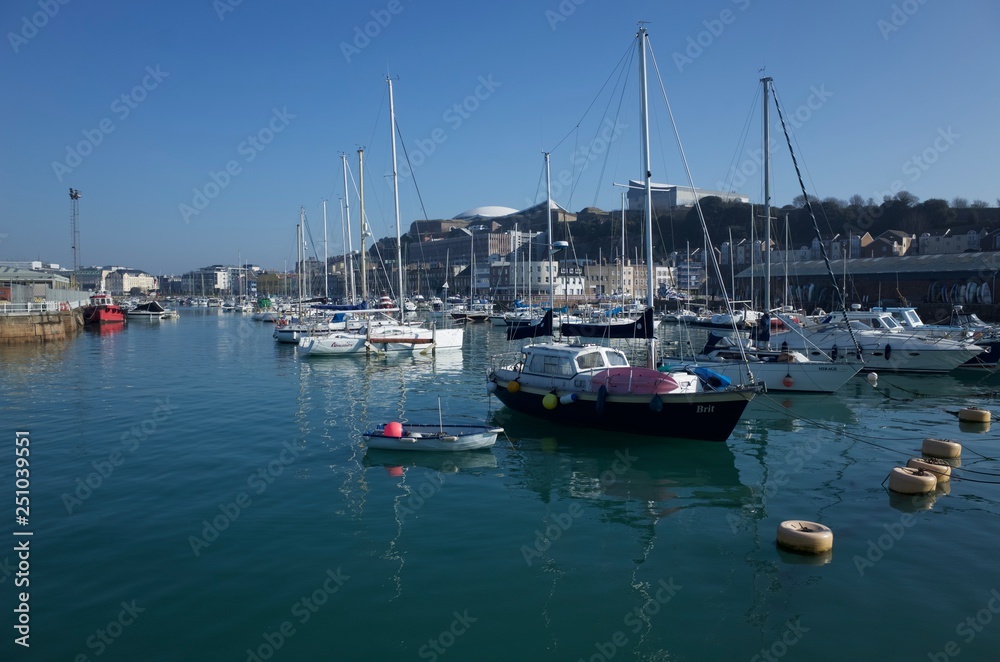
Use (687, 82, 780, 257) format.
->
(384, 422, 403, 438)
(59, 301, 69, 311)
(559, 393, 578, 405)
(958, 407, 991, 423)
(782, 375, 794, 388)
(648, 394, 662, 412)
(831, 344, 838, 361)
(888, 466, 937, 494)
(542, 393, 558, 410)
(776, 520, 833, 554)
(906, 457, 951, 483)
(486, 381, 497, 393)
(507, 380, 521, 393)
(922, 437, 962, 459)
(885, 344, 892, 361)
(595, 384, 607, 415)
(866, 372, 878, 385)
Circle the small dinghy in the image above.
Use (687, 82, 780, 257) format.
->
(363, 422, 502, 451)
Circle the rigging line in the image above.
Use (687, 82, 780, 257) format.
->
(770, 82, 863, 355)
(570, 43, 635, 209)
(722, 84, 762, 194)
(646, 37, 751, 365)
(586, 47, 636, 213)
(392, 118, 430, 267)
(549, 37, 637, 153)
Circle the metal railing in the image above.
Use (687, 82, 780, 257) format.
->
(0, 300, 88, 315)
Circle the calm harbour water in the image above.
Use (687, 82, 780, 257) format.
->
(2, 308, 1000, 661)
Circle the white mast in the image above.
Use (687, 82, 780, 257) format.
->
(762, 76, 773, 330)
(638, 25, 656, 367)
(545, 151, 554, 315)
(322, 198, 329, 300)
(387, 76, 405, 323)
(358, 148, 368, 303)
(341, 153, 356, 304)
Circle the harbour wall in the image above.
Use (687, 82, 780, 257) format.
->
(0, 309, 83, 344)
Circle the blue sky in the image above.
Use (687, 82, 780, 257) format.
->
(1, 0, 997, 274)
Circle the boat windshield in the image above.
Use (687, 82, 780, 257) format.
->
(526, 353, 576, 376)
(604, 350, 629, 367)
(575, 351, 606, 371)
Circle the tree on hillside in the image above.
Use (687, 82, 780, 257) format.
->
(951, 197, 968, 208)
(971, 200, 990, 209)
(894, 191, 919, 206)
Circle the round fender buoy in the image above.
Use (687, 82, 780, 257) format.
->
(559, 393, 578, 405)
(542, 393, 558, 410)
(507, 381, 521, 393)
(486, 381, 497, 393)
(888, 466, 937, 494)
(384, 421, 403, 438)
(867, 372, 878, 385)
(776, 520, 833, 554)
(907, 457, 952, 483)
(782, 375, 794, 388)
(958, 407, 991, 423)
(922, 437, 962, 459)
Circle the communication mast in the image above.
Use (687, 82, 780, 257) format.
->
(69, 188, 82, 281)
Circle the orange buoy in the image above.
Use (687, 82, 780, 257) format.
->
(384, 421, 403, 438)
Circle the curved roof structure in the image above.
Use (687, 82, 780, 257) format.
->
(453, 206, 518, 220)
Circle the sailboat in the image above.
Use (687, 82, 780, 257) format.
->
(488, 26, 758, 442)
(299, 77, 464, 357)
(661, 76, 863, 393)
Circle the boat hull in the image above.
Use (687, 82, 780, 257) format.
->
(83, 306, 125, 324)
(662, 359, 863, 393)
(489, 378, 756, 442)
(364, 424, 501, 451)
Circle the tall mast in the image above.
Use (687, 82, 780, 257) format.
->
(341, 153, 355, 303)
(322, 198, 329, 300)
(388, 77, 405, 323)
(637, 26, 656, 367)
(762, 76, 773, 322)
(545, 151, 554, 315)
(358, 148, 368, 303)
(297, 208, 304, 310)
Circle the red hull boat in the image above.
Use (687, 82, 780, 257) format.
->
(83, 292, 126, 325)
